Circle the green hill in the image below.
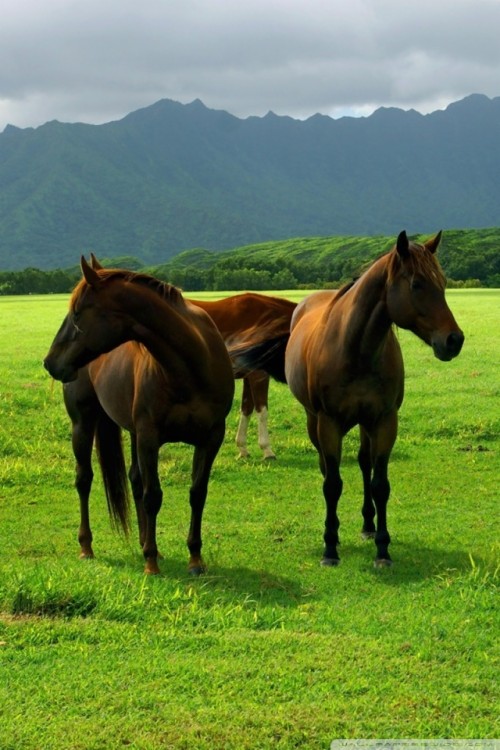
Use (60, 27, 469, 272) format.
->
(1, 227, 498, 294)
(145, 228, 500, 289)
(1, 95, 500, 271)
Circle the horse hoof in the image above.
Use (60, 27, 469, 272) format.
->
(321, 557, 340, 567)
(188, 557, 206, 576)
(361, 531, 376, 540)
(144, 560, 161, 575)
(79, 551, 95, 560)
(374, 558, 393, 568)
(188, 564, 206, 577)
(263, 454, 277, 461)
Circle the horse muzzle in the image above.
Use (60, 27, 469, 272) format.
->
(43, 357, 78, 383)
(432, 330, 465, 361)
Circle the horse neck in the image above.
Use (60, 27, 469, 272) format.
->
(120, 284, 209, 376)
(337, 257, 393, 363)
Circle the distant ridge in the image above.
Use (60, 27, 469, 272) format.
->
(0, 94, 499, 270)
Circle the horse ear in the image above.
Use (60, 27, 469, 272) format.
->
(90, 252, 104, 270)
(424, 230, 442, 255)
(396, 230, 410, 258)
(81, 255, 102, 288)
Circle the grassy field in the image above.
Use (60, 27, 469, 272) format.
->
(0, 289, 498, 749)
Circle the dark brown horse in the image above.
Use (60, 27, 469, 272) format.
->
(87, 255, 295, 459)
(189, 293, 296, 460)
(43, 258, 234, 575)
(235, 231, 464, 566)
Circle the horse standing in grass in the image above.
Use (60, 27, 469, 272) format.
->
(189, 293, 296, 460)
(44, 258, 234, 575)
(235, 231, 464, 566)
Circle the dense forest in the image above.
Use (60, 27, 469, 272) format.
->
(0, 227, 497, 295)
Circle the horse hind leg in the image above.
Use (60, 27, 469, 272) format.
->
(236, 372, 276, 460)
(129, 436, 146, 548)
(252, 372, 276, 460)
(257, 406, 276, 460)
(235, 377, 252, 459)
(129, 436, 164, 561)
(359, 426, 376, 539)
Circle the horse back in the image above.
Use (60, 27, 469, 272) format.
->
(190, 293, 296, 339)
(290, 290, 338, 331)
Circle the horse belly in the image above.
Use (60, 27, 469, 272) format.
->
(328, 376, 401, 433)
(157, 401, 223, 445)
(88, 348, 137, 431)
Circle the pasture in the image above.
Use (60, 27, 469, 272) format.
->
(0, 289, 498, 749)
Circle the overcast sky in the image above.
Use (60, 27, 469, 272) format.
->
(1, 0, 499, 131)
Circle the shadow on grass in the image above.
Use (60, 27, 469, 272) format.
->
(99, 550, 305, 607)
(368, 543, 486, 586)
(302, 537, 483, 586)
(92, 532, 486, 616)
(269, 449, 414, 473)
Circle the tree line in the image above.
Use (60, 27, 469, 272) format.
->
(3, 228, 499, 294)
(0, 258, 489, 296)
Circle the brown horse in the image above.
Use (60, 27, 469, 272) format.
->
(235, 231, 464, 566)
(43, 258, 234, 575)
(189, 293, 296, 460)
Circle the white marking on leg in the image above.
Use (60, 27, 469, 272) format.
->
(257, 407, 276, 460)
(235, 412, 250, 459)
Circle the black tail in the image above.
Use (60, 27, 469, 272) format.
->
(230, 333, 289, 384)
(95, 411, 130, 535)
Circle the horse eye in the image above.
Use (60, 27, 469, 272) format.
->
(411, 278, 424, 291)
(71, 311, 83, 332)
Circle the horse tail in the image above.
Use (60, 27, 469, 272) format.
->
(94, 411, 130, 535)
(230, 333, 289, 384)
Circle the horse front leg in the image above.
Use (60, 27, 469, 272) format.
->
(137, 434, 163, 575)
(65, 394, 98, 559)
(358, 426, 376, 539)
(370, 410, 398, 566)
(63, 374, 100, 560)
(314, 412, 343, 566)
(72, 419, 96, 559)
(187, 422, 226, 575)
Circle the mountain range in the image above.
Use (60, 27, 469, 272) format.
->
(0, 93, 499, 271)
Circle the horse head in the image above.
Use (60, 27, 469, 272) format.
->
(43, 256, 132, 382)
(385, 231, 464, 361)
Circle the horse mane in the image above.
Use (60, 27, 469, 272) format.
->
(386, 239, 447, 290)
(70, 268, 185, 310)
(332, 278, 356, 300)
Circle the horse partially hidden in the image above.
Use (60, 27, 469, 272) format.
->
(234, 231, 464, 566)
(189, 293, 296, 459)
(43, 258, 234, 575)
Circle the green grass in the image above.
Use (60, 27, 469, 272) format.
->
(0, 290, 499, 748)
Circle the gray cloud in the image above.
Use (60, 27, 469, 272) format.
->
(1, 0, 499, 130)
